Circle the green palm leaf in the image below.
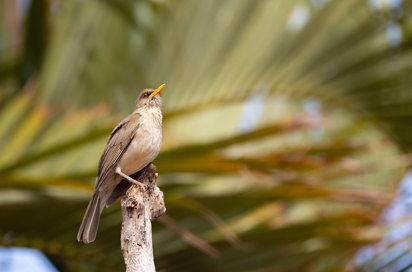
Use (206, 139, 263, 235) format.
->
(1, 0, 411, 271)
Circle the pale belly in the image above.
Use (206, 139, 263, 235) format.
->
(117, 118, 162, 175)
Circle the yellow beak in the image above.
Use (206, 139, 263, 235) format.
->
(149, 83, 166, 99)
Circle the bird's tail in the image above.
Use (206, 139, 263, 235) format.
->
(77, 192, 104, 244)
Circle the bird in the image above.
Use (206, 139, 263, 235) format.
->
(77, 84, 166, 244)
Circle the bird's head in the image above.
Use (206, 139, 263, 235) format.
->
(135, 84, 165, 109)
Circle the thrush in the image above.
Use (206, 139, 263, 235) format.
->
(77, 84, 166, 244)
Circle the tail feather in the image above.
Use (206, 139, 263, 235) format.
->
(106, 180, 131, 207)
(77, 193, 104, 243)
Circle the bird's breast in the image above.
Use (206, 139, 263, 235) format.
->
(118, 108, 162, 175)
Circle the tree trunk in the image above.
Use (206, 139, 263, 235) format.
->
(121, 164, 166, 272)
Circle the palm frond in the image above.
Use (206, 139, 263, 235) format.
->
(1, 0, 411, 271)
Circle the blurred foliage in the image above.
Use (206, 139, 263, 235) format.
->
(0, 0, 412, 271)
(354, 170, 412, 272)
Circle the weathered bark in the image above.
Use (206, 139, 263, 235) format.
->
(121, 164, 166, 272)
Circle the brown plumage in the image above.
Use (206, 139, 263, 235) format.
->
(77, 84, 165, 243)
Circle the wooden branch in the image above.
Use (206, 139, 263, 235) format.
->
(121, 164, 166, 272)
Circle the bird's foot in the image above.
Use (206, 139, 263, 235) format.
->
(116, 167, 147, 189)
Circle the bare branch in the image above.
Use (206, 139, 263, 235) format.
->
(121, 164, 166, 272)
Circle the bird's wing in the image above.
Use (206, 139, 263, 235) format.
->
(95, 113, 141, 189)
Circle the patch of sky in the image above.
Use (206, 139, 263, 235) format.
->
(0, 247, 58, 272)
(367, 0, 403, 10)
(237, 85, 268, 133)
(386, 21, 402, 47)
(287, 4, 311, 32)
(355, 169, 412, 269)
(309, 0, 331, 8)
(304, 98, 324, 139)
